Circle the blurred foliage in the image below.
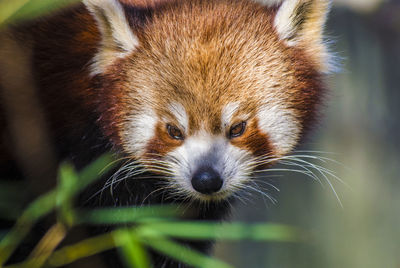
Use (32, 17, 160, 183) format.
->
(0, 154, 299, 268)
(0, 0, 80, 26)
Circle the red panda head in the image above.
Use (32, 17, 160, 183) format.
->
(84, 0, 331, 201)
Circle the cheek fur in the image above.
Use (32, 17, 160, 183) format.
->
(230, 119, 274, 157)
(144, 122, 183, 158)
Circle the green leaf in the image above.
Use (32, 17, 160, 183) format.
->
(0, 0, 30, 25)
(114, 230, 152, 268)
(0, 154, 115, 265)
(0, 190, 57, 265)
(46, 232, 116, 267)
(0, 0, 80, 26)
(78, 205, 181, 225)
(57, 163, 79, 226)
(57, 163, 79, 200)
(24, 190, 58, 219)
(142, 233, 233, 268)
(137, 222, 300, 242)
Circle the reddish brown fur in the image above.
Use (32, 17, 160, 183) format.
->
(4, 0, 325, 161)
(107, 0, 323, 156)
(0, 3, 330, 265)
(145, 122, 183, 158)
(231, 118, 274, 157)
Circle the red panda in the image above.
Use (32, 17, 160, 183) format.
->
(0, 0, 332, 266)
(83, 0, 330, 201)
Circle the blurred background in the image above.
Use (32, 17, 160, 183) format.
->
(215, 0, 400, 267)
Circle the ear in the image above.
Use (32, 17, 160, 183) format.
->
(273, 0, 332, 72)
(84, 0, 139, 75)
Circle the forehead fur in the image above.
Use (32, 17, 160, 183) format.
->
(103, 0, 324, 153)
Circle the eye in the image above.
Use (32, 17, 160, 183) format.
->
(167, 124, 184, 140)
(229, 121, 246, 138)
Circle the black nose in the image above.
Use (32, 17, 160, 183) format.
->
(191, 167, 223, 194)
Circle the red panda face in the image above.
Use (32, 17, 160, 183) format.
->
(140, 108, 275, 200)
(86, 0, 330, 201)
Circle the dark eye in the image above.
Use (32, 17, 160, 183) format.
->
(229, 122, 246, 138)
(167, 124, 184, 140)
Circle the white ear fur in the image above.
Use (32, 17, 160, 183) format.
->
(84, 0, 139, 75)
(274, 0, 332, 72)
(252, 0, 283, 6)
(274, 0, 330, 44)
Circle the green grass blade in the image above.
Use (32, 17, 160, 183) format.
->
(0, 190, 57, 265)
(141, 233, 233, 268)
(6, 232, 116, 268)
(47, 233, 115, 267)
(78, 205, 180, 225)
(114, 230, 152, 268)
(24, 190, 58, 219)
(0, 154, 116, 264)
(0, 0, 80, 26)
(137, 222, 300, 242)
(0, 0, 30, 25)
(57, 163, 79, 226)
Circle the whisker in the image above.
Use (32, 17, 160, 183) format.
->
(246, 183, 277, 204)
(267, 152, 346, 206)
(279, 157, 349, 188)
(278, 160, 323, 184)
(251, 178, 281, 192)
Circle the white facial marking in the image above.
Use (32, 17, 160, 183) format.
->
(221, 102, 240, 128)
(257, 103, 300, 156)
(253, 0, 283, 6)
(171, 131, 215, 179)
(167, 130, 251, 200)
(168, 102, 189, 132)
(221, 142, 252, 189)
(84, 0, 139, 76)
(123, 108, 157, 157)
